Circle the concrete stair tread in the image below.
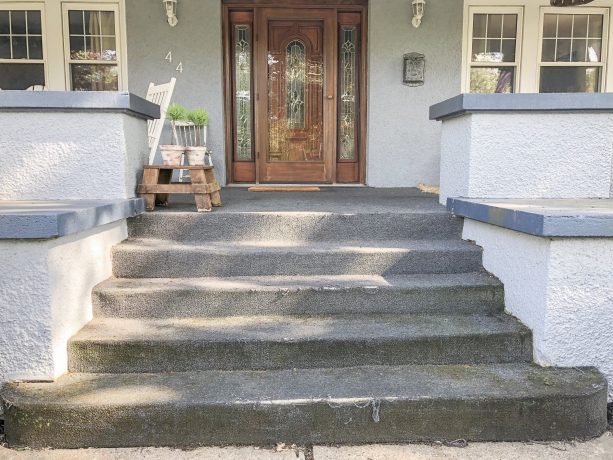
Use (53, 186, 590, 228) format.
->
(96, 272, 501, 293)
(116, 238, 481, 253)
(3, 364, 606, 447)
(72, 314, 529, 343)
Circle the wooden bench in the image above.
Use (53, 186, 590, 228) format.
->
(137, 165, 222, 212)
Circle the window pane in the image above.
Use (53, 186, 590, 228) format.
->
(0, 35, 9, 58)
(0, 11, 10, 34)
(542, 39, 556, 62)
(572, 39, 587, 62)
(556, 39, 571, 62)
(86, 35, 101, 56)
(28, 36, 43, 59)
(234, 25, 253, 161)
(70, 36, 86, 59)
(0, 63, 44, 90)
(588, 15, 603, 38)
(487, 14, 503, 38)
(27, 11, 41, 35)
(68, 10, 84, 35)
(558, 15, 572, 37)
(99, 11, 115, 35)
(501, 39, 516, 62)
(473, 14, 487, 38)
(573, 15, 588, 38)
(71, 64, 118, 91)
(502, 15, 517, 39)
(12, 36, 26, 59)
(543, 14, 557, 38)
(472, 39, 486, 61)
(11, 11, 26, 34)
(470, 67, 514, 93)
(486, 38, 501, 61)
(99, 37, 116, 61)
(339, 26, 358, 161)
(588, 40, 601, 62)
(540, 67, 600, 93)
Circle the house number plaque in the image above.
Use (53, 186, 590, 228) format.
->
(403, 52, 425, 87)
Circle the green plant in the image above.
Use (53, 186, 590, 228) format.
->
(187, 108, 209, 127)
(167, 103, 188, 122)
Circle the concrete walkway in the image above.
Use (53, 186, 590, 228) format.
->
(1, 432, 612, 459)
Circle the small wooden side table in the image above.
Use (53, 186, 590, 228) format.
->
(137, 165, 222, 212)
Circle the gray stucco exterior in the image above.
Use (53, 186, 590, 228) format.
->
(124, 0, 463, 187)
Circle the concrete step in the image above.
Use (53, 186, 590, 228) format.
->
(127, 211, 463, 242)
(67, 315, 532, 373)
(93, 273, 505, 318)
(112, 240, 484, 278)
(2, 364, 606, 448)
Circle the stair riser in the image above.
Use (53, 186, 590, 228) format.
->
(128, 213, 463, 242)
(5, 391, 606, 448)
(93, 285, 505, 318)
(68, 334, 532, 373)
(112, 249, 484, 278)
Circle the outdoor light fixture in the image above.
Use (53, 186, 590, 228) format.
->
(412, 0, 426, 28)
(163, 0, 178, 27)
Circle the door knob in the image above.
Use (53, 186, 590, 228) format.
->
(327, 95, 334, 100)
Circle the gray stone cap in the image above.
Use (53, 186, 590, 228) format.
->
(0, 91, 160, 120)
(448, 198, 613, 237)
(430, 93, 613, 121)
(0, 198, 144, 240)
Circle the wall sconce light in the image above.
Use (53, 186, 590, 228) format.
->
(412, 0, 426, 28)
(163, 0, 178, 27)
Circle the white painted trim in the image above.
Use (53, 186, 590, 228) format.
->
(463, 0, 613, 93)
(0, 0, 128, 91)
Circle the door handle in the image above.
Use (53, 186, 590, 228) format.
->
(327, 95, 334, 100)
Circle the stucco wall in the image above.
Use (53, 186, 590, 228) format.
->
(125, 0, 226, 185)
(125, 0, 462, 186)
(367, 0, 463, 187)
(464, 220, 613, 401)
(0, 221, 127, 382)
(439, 112, 613, 204)
(0, 112, 148, 200)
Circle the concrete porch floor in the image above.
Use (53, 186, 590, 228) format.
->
(163, 187, 442, 214)
(1, 432, 612, 459)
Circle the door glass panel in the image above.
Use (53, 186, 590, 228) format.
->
(268, 21, 323, 162)
(339, 26, 358, 161)
(234, 24, 253, 161)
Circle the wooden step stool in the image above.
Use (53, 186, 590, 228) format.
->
(137, 165, 222, 212)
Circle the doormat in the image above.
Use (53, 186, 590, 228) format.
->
(248, 186, 321, 192)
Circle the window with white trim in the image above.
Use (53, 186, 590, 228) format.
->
(62, 4, 121, 91)
(539, 10, 608, 93)
(468, 8, 522, 93)
(0, 6, 46, 90)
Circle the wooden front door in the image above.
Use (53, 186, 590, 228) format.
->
(225, 3, 367, 184)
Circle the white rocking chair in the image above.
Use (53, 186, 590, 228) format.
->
(145, 77, 176, 165)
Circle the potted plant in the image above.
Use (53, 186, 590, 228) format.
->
(185, 108, 209, 166)
(159, 103, 187, 165)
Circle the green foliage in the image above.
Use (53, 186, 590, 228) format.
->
(187, 108, 209, 127)
(166, 103, 188, 122)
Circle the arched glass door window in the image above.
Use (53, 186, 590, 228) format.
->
(286, 39, 306, 129)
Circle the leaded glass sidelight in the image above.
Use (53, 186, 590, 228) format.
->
(339, 26, 358, 161)
(286, 40, 306, 129)
(234, 25, 253, 160)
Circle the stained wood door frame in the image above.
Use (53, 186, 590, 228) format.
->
(223, 0, 368, 184)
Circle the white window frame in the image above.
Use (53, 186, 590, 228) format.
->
(463, 0, 613, 93)
(61, 2, 123, 91)
(465, 6, 524, 93)
(0, 0, 128, 91)
(0, 2, 47, 89)
(537, 6, 610, 93)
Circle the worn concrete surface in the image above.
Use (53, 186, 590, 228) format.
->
(1, 433, 612, 459)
